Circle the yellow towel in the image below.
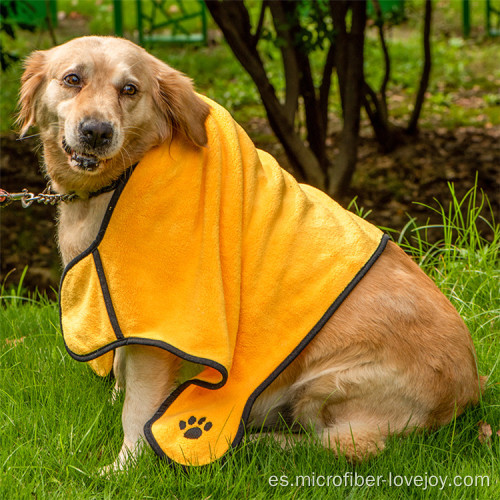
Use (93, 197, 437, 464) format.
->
(60, 96, 387, 466)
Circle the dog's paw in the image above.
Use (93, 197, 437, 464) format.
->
(98, 461, 126, 477)
(179, 416, 212, 439)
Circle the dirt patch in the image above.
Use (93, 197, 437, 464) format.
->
(1, 126, 499, 297)
(348, 126, 499, 232)
(1, 134, 60, 297)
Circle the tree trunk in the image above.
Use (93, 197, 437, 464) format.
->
(363, 82, 404, 152)
(328, 0, 367, 196)
(407, 0, 432, 134)
(205, 1, 326, 190)
(274, 2, 327, 170)
(364, 0, 432, 148)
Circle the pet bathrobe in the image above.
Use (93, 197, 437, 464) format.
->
(60, 96, 388, 467)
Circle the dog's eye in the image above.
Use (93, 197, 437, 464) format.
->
(121, 84, 138, 96)
(63, 74, 81, 86)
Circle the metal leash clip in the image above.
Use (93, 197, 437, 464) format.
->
(0, 187, 77, 208)
(0, 189, 28, 207)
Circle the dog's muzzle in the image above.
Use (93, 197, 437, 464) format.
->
(62, 119, 115, 172)
(62, 138, 100, 171)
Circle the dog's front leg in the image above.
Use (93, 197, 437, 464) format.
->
(110, 347, 126, 403)
(108, 344, 180, 472)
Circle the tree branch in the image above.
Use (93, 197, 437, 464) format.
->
(268, 1, 300, 123)
(328, 0, 367, 195)
(319, 41, 336, 135)
(272, 1, 326, 168)
(363, 80, 404, 152)
(330, 0, 348, 111)
(252, 0, 268, 48)
(407, 0, 432, 134)
(372, 0, 390, 120)
(205, 0, 326, 188)
(363, 79, 385, 125)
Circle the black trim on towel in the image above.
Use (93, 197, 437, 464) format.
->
(64, 335, 228, 392)
(58, 164, 137, 288)
(143, 233, 390, 466)
(92, 249, 124, 340)
(59, 165, 135, 367)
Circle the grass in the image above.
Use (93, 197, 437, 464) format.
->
(1, 184, 498, 499)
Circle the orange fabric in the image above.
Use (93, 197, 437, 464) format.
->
(60, 96, 385, 466)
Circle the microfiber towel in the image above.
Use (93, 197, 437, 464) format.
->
(60, 96, 388, 467)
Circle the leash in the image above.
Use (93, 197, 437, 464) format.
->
(0, 185, 77, 208)
(0, 164, 137, 208)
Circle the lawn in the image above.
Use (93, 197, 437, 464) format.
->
(1, 185, 498, 499)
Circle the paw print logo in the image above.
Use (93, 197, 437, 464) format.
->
(179, 416, 213, 440)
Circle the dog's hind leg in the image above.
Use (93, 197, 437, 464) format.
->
(249, 422, 387, 462)
(105, 344, 180, 472)
(282, 354, 429, 462)
(319, 420, 388, 461)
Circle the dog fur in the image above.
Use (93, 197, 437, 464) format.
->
(17, 36, 485, 469)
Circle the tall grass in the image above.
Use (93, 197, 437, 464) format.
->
(389, 180, 499, 368)
(1, 184, 498, 499)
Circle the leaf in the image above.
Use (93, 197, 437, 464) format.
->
(4, 337, 26, 346)
(477, 421, 493, 445)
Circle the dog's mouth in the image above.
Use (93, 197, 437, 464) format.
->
(62, 138, 102, 172)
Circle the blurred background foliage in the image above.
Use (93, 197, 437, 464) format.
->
(1, 0, 499, 133)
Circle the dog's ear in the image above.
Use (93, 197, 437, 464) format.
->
(16, 51, 47, 137)
(150, 57, 209, 148)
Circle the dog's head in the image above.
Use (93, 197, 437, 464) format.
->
(17, 36, 210, 194)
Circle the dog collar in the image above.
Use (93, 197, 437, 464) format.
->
(83, 181, 122, 200)
(83, 165, 137, 200)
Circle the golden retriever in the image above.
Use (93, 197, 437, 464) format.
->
(17, 36, 485, 470)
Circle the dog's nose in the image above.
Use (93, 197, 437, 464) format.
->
(79, 120, 114, 149)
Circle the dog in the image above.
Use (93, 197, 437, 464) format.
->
(17, 36, 485, 469)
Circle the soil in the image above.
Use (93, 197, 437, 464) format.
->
(1, 124, 499, 299)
